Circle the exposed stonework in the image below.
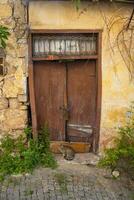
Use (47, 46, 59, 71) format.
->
(3, 67, 25, 97)
(0, 5, 12, 18)
(0, 0, 28, 137)
(9, 98, 19, 109)
(0, 97, 8, 110)
(4, 109, 27, 130)
(18, 94, 27, 103)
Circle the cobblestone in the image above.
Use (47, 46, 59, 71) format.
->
(0, 162, 133, 200)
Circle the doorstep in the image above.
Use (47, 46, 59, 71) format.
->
(50, 141, 91, 153)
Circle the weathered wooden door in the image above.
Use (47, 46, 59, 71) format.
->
(34, 61, 66, 141)
(67, 60, 96, 143)
(34, 60, 96, 145)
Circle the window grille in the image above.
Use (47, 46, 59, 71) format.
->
(32, 34, 97, 58)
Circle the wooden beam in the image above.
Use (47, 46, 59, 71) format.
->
(30, 29, 103, 34)
(28, 33, 38, 139)
(93, 31, 102, 153)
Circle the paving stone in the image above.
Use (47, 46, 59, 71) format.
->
(0, 163, 134, 200)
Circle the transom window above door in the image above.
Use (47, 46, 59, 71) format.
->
(32, 33, 98, 60)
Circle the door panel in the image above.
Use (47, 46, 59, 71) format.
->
(34, 61, 66, 141)
(67, 60, 96, 143)
(33, 59, 97, 146)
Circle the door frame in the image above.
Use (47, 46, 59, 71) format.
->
(28, 29, 102, 153)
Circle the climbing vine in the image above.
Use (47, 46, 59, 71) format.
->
(73, 0, 134, 79)
(99, 6, 134, 79)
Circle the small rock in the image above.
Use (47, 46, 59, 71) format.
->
(112, 170, 120, 178)
(81, 154, 100, 166)
(19, 105, 28, 110)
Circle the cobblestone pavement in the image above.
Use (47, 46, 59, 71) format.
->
(0, 159, 134, 200)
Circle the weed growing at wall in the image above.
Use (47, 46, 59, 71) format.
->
(99, 103, 134, 178)
(0, 26, 10, 48)
(0, 126, 57, 181)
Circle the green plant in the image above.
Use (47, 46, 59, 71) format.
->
(99, 103, 134, 176)
(0, 26, 10, 48)
(24, 126, 32, 140)
(0, 126, 57, 181)
(0, 135, 15, 152)
(38, 125, 50, 153)
(38, 126, 57, 169)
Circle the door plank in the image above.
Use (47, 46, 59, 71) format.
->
(34, 61, 66, 141)
(67, 60, 96, 143)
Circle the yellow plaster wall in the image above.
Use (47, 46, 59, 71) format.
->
(29, 1, 134, 151)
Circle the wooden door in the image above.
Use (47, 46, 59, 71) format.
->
(67, 60, 96, 144)
(34, 61, 66, 141)
(34, 60, 96, 146)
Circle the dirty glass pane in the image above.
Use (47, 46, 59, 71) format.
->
(33, 34, 97, 57)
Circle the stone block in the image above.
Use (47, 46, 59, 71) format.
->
(17, 45, 28, 58)
(3, 67, 25, 98)
(3, 76, 18, 98)
(19, 105, 28, 110)
(0, 0, 8, 3)
(0, 110, 5, 125)
(18, 94, 27, 103)
(0, 97, 8, 110)
(4, 109, 27, 130)
(9, 98, 19, 109)
(13, 1, 25, 20)
(0, 5, 12, 18)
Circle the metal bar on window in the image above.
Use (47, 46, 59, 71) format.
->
(32, 34, 97, 58)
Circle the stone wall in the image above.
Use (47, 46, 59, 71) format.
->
(0, 0, 28, 138)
